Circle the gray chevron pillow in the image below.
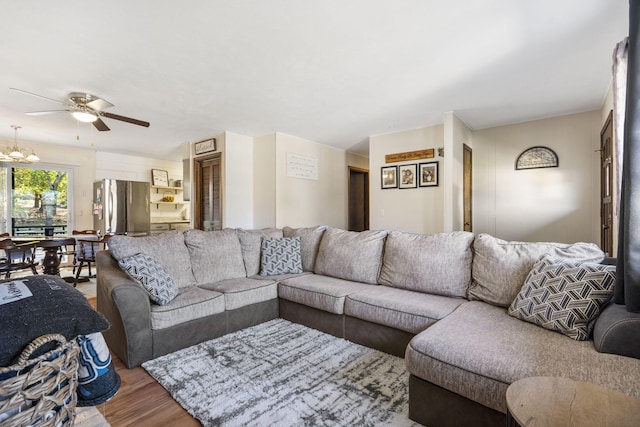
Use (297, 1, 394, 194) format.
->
(508, 256, 616, 340)
(119, 253, 179, 305)
(260, 237, 303, 276)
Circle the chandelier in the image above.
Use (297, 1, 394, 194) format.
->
(2, 125, 39, 163)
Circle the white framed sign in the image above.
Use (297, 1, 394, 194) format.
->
(286, 152, 318, 180)
(194, 138, 217, 155)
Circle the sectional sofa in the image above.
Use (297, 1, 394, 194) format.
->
(96, 226, 640, 427)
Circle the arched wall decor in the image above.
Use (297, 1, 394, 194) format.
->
(515, 146, 559, 170)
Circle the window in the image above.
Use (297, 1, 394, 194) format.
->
(0, 165, 73, 236)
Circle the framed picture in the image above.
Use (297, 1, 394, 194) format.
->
(381, 166, 397, 189)
(151, 169, 169, 186)
(419, 162, 439, 187)
(398, 164, 417, 189)
(194, 138, 216, 155)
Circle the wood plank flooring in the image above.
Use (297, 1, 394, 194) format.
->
(87, 297, 201, 427)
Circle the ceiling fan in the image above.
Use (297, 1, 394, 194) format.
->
(9, 88, 150, 131)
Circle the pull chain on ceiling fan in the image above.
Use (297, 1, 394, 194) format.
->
(9, 88, 150, 132)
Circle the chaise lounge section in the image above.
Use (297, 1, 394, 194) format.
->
(96, 226, 640, 426)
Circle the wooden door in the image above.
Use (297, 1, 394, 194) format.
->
(194, 154, 221, 231)
(348, 167, 369, 231)
(463, 144, 473, 232)
(600, 111, 614, 256)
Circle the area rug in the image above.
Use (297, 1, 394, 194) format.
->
(142, 319, 418, 426)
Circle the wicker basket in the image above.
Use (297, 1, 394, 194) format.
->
(0, 334, 80, 427)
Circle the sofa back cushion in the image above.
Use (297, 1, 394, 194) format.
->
(469, 233, 605, 307)
(184, 229, 247, 283)
(378, 231, 474, 298)
(236, 228, 283, 276)
(314, 227, 387, 285)
(282, 226, 327, 272)
(108, 231, 196, 288)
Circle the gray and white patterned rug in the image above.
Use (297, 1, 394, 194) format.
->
(142, 319, 419, 426)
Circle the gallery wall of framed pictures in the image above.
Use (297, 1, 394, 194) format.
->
(381, 161, 439, 189)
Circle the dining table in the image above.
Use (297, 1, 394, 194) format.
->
(10, 236, 79, 276)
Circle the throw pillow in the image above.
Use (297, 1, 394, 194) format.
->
(260, 237, 303, 275)
(118, 253, 179, 305)
(0, 275, 109, 367)
(508, 256, 616, 340)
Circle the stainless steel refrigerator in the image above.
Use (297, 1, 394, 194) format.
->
(93, 179, 150, 236)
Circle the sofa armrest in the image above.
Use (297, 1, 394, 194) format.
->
(97, 250, 153, 368)
(593, 302, 640, 360)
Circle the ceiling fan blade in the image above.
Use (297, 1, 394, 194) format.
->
(101, 111, 150, 128)
(86, 98, 114, 111)
(25, 109, 70, 115)
(10, 88, 69, 106)
(93, 118, 110, 132)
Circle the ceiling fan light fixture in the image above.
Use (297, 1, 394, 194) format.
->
(72, 110, 98, 123)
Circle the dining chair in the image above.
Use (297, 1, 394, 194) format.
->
(74, 235, 110, 286)
(0, 238, 39, 278)
(61, 230, 98, 274)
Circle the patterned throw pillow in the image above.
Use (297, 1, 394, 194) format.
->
(260, 237, 303, 276)
(118, 253, 179, 305)
(508, 256, 616, 340)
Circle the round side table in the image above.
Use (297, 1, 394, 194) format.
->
(506, 376, 640, 427)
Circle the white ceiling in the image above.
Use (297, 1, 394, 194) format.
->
(0, 1, 629, 161)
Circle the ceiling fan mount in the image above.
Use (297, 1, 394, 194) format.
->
(10, 88, 150, 132)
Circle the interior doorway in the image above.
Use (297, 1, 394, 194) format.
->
(193, 154, 222, 231)
(600, 111, 613, 256)
(463, 144, 472, 232)
(348, 166, 369, 232)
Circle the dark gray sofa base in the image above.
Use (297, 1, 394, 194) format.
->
(409, 375, 505, 427)
(279, 299, 416, 359)
(153, 312, 227, 362)
(344, 315, 415, 358)
(227, 298, 279, 334)
(279, 299, 345, 337)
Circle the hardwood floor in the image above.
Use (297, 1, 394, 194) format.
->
(87, 298, 201, 427)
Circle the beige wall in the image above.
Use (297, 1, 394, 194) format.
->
(274, 132, 349, 228)
(369, 126, 444, 234)
(222, 131, 254, 228)
(253, 133, 276, 229)
(472, 110, 601, 244)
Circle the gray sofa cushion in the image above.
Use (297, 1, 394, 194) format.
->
(508, 256, 616, 340)
(345, 286, 465, 334)
(278, 274, 373, 314)
(199, 277, 277, 310)
(314, 228, 387, 285)
(283, 226, 327, 272)
(405, 301, 640, 413)
(149, 286, 225, 330)
(469, 233, 605, 307)
(378, 231, 474, 298)
(184, 229, 247, 284)
(236, 228, 283, 276)
(108, 231, 196, 288)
